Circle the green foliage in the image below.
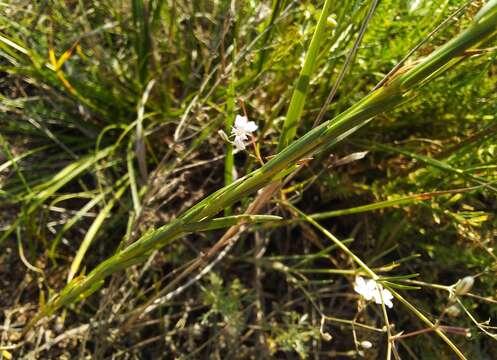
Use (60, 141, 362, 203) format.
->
(268, 312, 320, 359)
(201, 272, 248, 336)
(1, 0, 497, 358)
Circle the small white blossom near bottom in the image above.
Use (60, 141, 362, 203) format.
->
(354, 276, 394, 308)
(231, 114, 257, 150)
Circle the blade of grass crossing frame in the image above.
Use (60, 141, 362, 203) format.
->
(277, 0, 333, 151)
(310, 188, 479, 220)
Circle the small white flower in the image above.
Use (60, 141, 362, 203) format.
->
(231, 115, 257, 150)
(354, 276, 394, 308)
(354, 276, 375, 301)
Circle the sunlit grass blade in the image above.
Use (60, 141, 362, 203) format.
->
(1, 146, 114, 245)
(277, 0, 333, 150)
(309, 187, 479, 220)
(67, 183, 128, 282)
(224, 47, 236, 215)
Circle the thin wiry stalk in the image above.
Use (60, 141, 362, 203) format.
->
(313, 0, 379, 127)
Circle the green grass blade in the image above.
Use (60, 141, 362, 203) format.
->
(277, 0, 333, 150)
(67, 183, 128, 282)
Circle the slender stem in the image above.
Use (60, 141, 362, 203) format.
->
(278, 0, 333, 150)
(391, 289, 467, 360)
(285, 201, 376, 278)
(314, 0, 379, 127)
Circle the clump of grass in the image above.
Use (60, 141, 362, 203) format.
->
(1, 1, 497, 358)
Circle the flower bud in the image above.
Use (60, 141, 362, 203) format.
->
(454, 276, 475, 296)
(319, 317, 332, 341)
(360, 340, 373, 349)
(445, 304, 461, 317)
(327, 16, 337, 27)
(218, 129, 230, 142)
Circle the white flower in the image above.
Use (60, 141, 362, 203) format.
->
(354, 276, 375, 301)
(231, 115, 257, 150)
(354, 276, 394, 308)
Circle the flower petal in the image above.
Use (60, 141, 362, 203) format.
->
(244, 121, 258, 132)
(371, 284, 394, 308)
(384, 297, 393, 308)
(232, 126, 248, 140)
(354, 277, 393, 308)
(234, 115, 248, 129)
(353, 276, 366, 293)
(233, 136, 246, 150)
(354, 276, 374, 300)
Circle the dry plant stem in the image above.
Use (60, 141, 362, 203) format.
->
(456, 298, 497, 339)
(378, 286, 394, 360)
(322, 315, 384, 333)
(392, 325, 470, 340)
(391, 289, 467, 360)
